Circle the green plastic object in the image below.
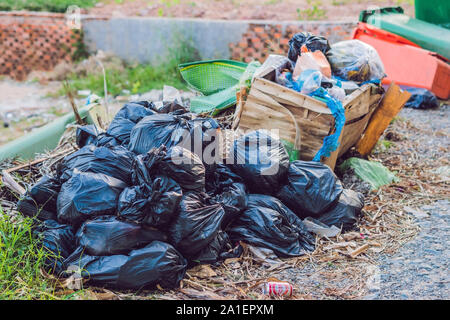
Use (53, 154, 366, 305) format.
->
(180, 60, 262, 116)
(0, 105, 96, 161)
(189, 86, 238, 115)
(360, 6, 450, 60)
(178, 59, 248, 95)
(415, 0, 450, 29)
(339, 157, 399, 190)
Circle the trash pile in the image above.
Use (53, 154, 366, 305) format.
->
(17, 100, 365, 291)
(13, 32, 392, 292)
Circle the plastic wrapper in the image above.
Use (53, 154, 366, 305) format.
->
(17, 175, 61, 221)
(63, 241, 187, 290)
(317, 189, 364, 231)
(292, 51, 331, 79)
(277, 160, 343, 218)
(57, 170, 126, 228)
(288, 32, 330, 63)
(118, 175, 182, 228)
(76, 216, 167, 256)
(227, 194, 315, 258)
(58, 145, 135, 185)
(229, 130, 290, 195)
(327, 85, 346, 102)
(326, 40, 385, 83)
(168, 192, 225, 260)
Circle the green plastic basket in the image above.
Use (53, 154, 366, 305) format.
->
(178, 59, 248, 95)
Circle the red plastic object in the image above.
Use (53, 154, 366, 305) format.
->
(352, 22, 450, 99)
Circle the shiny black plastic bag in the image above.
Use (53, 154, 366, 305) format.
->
(317, 189, 364, 231)
(404, 87, 439, 109)
(106, 117, 136, 145)
(58, 145, 135, 185)
(137, 145, 206, 192)
(277, 160, 343, 218)
(76, 124, 99, 148)
(118, 175, 182, 228)
(114, 101, 156, 123)
(168, 192, 225, 259)
(288, 32, 330, 63)
(35, 219, 75, 275)
(17, 175, 60, 221)
(63, 241, 187, 290)
(227, 194, 315, 258)
(190, 231, 235, 266)
(128, 113, 190, 154)
(95, 132, 121, 148)
(229, 130, 290, 195)
(57, 170, 126, 228)
(212, 182, 247, 229)
(76, 216, 168, 256)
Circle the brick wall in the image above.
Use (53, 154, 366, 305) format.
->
(230, 22, 355, 63)
(0, 11, 83, 80)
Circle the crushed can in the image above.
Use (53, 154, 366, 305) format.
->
(262, 281, 293, 297)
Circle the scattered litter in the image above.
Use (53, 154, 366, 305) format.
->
(339, 157, 399, 190)
(403, 87, 440, 109)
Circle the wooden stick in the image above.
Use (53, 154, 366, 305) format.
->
(350, 243, 370, 258)
(1, 170, 26, 195)
(356, 83, 411, 156)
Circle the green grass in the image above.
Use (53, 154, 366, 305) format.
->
(0, 208, 56, 299)
(62, 40, 199, 97)
(0, 0, 98, 12)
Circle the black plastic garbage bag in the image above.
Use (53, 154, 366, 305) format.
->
(63, 241, 187, 290)
(17, 175, 61, 221)
(212, 182, 247, 229)
(317, 189, 364, 231)
(128, 113, 190, 154)
(114, 101, 156, 123)
(58, 145, 135, 185)
(205, 163, 247, 227)
(95, 132, 121, 148)
(57, 170, 126, 228)
(106, 117, 136, 145)
(288, 32, 330, 63)
(206, 163, 244, 193)
(129, 113, 219, 157)
(138, 145, 206, 192)
(118, 175, 182, 228)
(277, 160, 343, 218)
(35, 220, 75, 274)
(228, 194, 315, 257)
(168, 192, 225, 259)
(76, 125, 99, 148)
(404, 87, 439, 109)
(76, 216, 167, 256)
(190, 231, 234, 266)
(229, 130, 290, 195)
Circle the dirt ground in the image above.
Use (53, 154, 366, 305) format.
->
(89, 0, 414, 21)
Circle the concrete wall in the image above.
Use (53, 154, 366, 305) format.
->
(82, 17, 356, 64)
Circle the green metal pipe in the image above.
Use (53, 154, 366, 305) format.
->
(0, 105, 95, 162)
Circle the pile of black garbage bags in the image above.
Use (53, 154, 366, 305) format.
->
(17, 101, 364, 291)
